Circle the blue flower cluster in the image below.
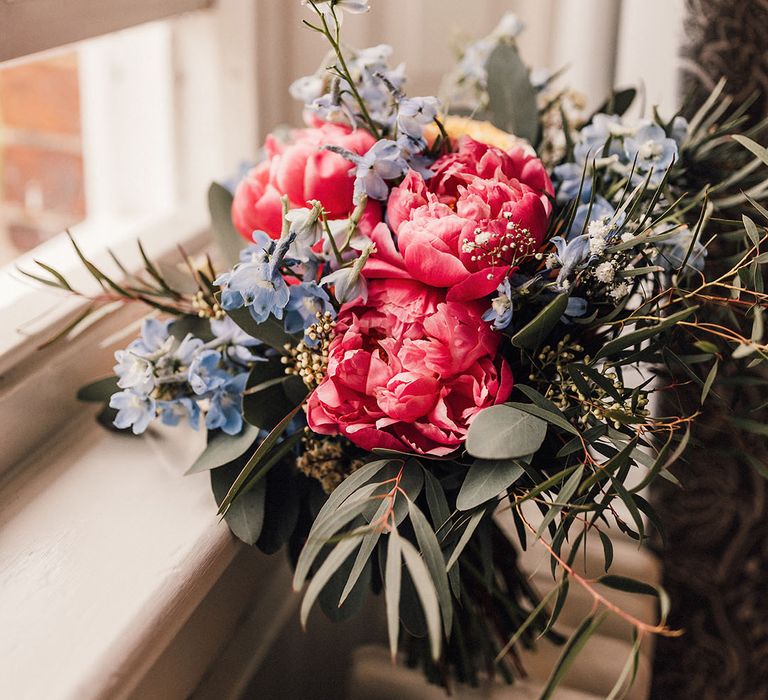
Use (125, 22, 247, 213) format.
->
(554, 114, 687, 205)
(109, 317, 261, 436)
(291, 41, 441, 196)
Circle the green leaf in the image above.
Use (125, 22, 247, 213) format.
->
(701, 361, 719, 403)
(594, 306, 698, 360)
(216, 404, 303, 515)
(400, 537, 442, 660)
(743, 214, 762, 249)
(311, 459, 393, 531)
(409, 499, 453, 636)
(186, 425, 261, 475)
(506, 401, 579, 436)
(223, 303, 295, 353)
(446, 507, 486, 571)
(511, 294, 569, 350)
(591, 87, 637, 119)
(540, 614, 606, 699)
(293, 482, 382, 590)
(210, 460, 266, 545)
(208, 182, 247, 266)
(243, 360, 306, 430)
(423, 469, 461, 599)
(536, 465, 584, 539)
(338, 499, 388, 605)
(606, 629, 641, 700)
(300, 536, 359, 629)
(733, 135, 768, 167)
(362, 460, 423, 526)
(484, 41, 539, 144)
(385, 527, 403, 660)
(597, 574, 660, 598)
(456, 459, 525, 511)
(465, 404, 548, 460)
(77, 377, 119, 403)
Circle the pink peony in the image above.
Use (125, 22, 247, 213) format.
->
(379, 137, 553, 301)
(306, 279, 513, 456)
(232, 122, 380, 240)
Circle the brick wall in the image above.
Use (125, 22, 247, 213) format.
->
(0, 53, 85, 266)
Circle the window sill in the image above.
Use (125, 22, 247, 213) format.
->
(0, 412, 292, 700)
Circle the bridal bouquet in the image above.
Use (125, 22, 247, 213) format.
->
(28, 2, 768, 696)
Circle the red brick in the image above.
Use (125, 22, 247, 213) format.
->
(0, 53, 81, 136)
(2, 144, 85, 217)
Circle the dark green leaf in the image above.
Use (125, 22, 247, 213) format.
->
(77, 377, 119, 403)
(540, 614, 606, 699)
(385, 527, 402, 659)
(211, 459, 266, 545)
(511, 294, 569, 350)
(223, 303, 295, 353)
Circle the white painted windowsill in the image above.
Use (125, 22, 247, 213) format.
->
(0, 413, 281, 700)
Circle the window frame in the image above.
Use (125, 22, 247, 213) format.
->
(0, 0, 261, 475)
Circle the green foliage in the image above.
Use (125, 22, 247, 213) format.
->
(465, 404, 548, 460)
(208, 182, 247, 266)
(484, 41, 539, 144)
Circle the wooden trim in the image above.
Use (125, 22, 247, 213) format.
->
(0, 0, 213, 62)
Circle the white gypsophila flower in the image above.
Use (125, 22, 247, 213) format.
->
(610, 282, 630, 300)
(545, 253, 559, 269)
(587, 218, 610, 239)
(589, 237, 607, 256)
(621, 231, 635, 243)
(594, 261, 615, 283)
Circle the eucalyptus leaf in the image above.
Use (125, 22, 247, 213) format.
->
(300, 536, 360, 628)
(186, 424, 262, 475)
(385, 528, 403, 659)
(77, 377, 119, 403)
(511, 294, 570, 350)
(222, 303, 295, 353)
(409, 499, 453, 636)
(485, 41, 539, 144)
(400, 537, 442, 660)
(456, 459, 525, 511)
(208, 182, 247, 266)
(466, 404, 547, 460)
(211, 460, 266, 545)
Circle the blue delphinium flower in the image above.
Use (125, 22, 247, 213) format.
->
(214, 231, 294, 323)
(321, 244, 374, 303)
(347, 139, 409, 202)
(483, 278, 514, 330)
(130, 317, 174, 356)
(206, 373, 249, 435)
(553, 162, 593, 205)
(549, 235, 591, 289)
(284, 282, 335, 335)
(285, 202, 325, 262)
(110, 390, 157, 435)
(157, 397, 201, 429)
(114, 351, 154, 394)
(623, 123, 677, 186)
(396, 96, 440, 139)
(188, 349, 229, 395)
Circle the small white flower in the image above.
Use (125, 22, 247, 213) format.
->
(621, 231, 635, 243)
(610, 282, 630, 300)
(587, 218, 610, 239)
(545, 253, 559, 269)
(589, 237, 607, 256)
(594, 261, 615, 283)
(474, 231, 492, 246)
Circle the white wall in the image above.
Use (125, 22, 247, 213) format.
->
(252, 0, 686, 141)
